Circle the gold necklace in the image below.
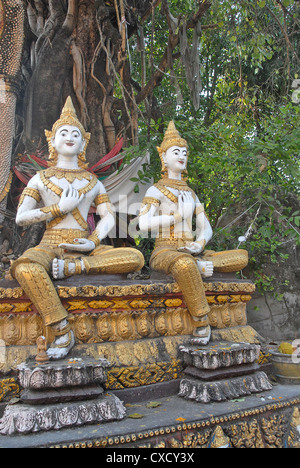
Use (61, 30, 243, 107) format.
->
(40, 170, 98, 197)
(156, 177, 194, 192)
(45, 167, 91, 183)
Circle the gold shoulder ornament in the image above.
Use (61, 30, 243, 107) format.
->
(139, 196, 160, 217)
(18, 187, 41, 209)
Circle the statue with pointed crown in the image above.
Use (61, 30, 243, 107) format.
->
(11, 97, 144, 360)
(139, 121, 248, 344)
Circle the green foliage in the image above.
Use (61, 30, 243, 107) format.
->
(179, 102, 299, 292)
(129, 0, 300, 293)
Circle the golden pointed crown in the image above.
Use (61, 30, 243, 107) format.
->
(45, 97, 91, 168)
(157, 121, 188, 157)
(157, 121, 188, 177)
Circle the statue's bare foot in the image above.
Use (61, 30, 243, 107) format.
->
(52, 258, 84, 280)
(197, 260, 214, 278)
(47, 319, 75, 360)
(190, 315, 211, 346)
(47, 331, 75, 360)
(52, 258, 66, 280)
(191, 324, 211, 346)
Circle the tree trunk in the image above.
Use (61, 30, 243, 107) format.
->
(22, 0, 141, 166)
(0, 0, 24, 222)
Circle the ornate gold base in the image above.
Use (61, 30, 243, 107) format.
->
(0, 326, 261, 400)
(0, 275, 258, 392)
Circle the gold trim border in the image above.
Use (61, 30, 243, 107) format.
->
(0, 281, 256, 300)
(48, 397, 300, 448)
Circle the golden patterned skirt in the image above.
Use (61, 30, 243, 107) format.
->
(10, 229, 144, 327)
(150, 238, 248, 320)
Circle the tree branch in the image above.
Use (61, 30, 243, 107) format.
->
(63, 0, 79, 35)
(265, 4, 299, 65)
(140, 0, 162, 25)
(49, 0, 65, 23)
(136, 0, 211, 104)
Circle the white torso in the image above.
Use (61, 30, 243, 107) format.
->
(145, 184, 196, 237)
(36, 170, 102, 230)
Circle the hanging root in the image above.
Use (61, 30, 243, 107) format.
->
(70, 41, 89, 129)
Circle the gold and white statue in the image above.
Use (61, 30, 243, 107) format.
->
(139, 121, 248, 345)
(11, 97, 144, 360)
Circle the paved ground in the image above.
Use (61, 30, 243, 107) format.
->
(0, 381, 299, 448)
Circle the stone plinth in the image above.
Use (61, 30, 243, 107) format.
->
(178, 341, 272, 403)
(18, 357, 110, 405)
(0, 356, 126, 435)
(0, 393, 126, 435)
(0, 274, 256, 348)
(180, 341, 260, 371)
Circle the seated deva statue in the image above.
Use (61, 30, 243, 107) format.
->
(139, 122, 248, 345)
(11, 97, 144, 360)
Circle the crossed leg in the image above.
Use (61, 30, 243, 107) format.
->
(11, 244, 144, 359)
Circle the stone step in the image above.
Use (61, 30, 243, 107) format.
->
(18, 356, 110, 391)
(179, 341, 260, 371)
(178, 371, 272, 404)
(0, 393, 126, 435)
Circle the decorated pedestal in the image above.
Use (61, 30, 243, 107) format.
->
(0, 355, 126, 435)
(0, 273, 259, 400)
(178, 341, 272, 403)
(0, 274, 299, 448)
(0, 275, 300, 449)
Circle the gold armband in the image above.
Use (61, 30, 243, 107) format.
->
(172, 212, 183, 225)
(51, 204, 62, 218)
(142, 197, 160, 207)
(139, 197, 160, 217)
(88, 232, 101, 247)
(94, 194, 110, 206)
(94, 193, 114, 216)
(41, 204, 63, 218)
(196, 239, 206, 251)
(74, 259, 83, 276)
(195, 204, 205, 216)
(18, 187, 41, 209)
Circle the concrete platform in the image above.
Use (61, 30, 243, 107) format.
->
(0, 381, 299, 448)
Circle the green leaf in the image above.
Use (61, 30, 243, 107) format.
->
(146, 401, 162, 408)
(128, 413, 144, 419)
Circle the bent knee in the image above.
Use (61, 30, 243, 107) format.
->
(169, 254, 197, 274)
(13, 261, 46, 279)
(126, 248, 145, 271)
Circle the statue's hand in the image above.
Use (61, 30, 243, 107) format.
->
(178, 192, 194, 220)
(58, 184, 84, 214)
(59, 238, 95, 253)
(188, 242, 205, 255)
(178, 242, 203, 255)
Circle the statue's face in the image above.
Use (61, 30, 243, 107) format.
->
(163, 146, 188, 174)
(51, 125, 85, 157)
